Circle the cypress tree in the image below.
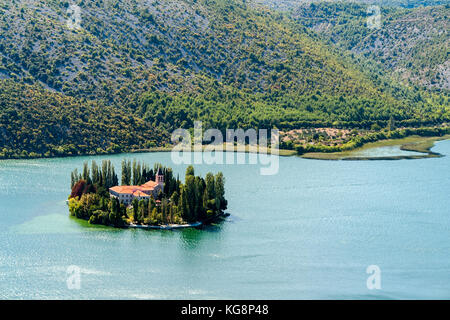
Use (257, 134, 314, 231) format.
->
(101, 160, 108, 188)
(82, 162, 91, 184)
(71, 170, 76, 188)
(179, 187, 189, 221)
(132, 198, 139, 223)
(136, 162, 142, 185)
(151, 207, 158, 224)
(186, 165, 195, 177)
(91, 160, 99, 185)
(112, 170, 118, 187)
(121, 160, 128, 185)
(107, 161, 113, 188)
(185, 175, 196, 220)
(138, 200, 146, 224)
(215, 172, 227, 211)
(205, 173, 215, 200)
(132, 159, 138, 185)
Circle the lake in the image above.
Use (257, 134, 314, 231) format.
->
(0, 141, 449, 299)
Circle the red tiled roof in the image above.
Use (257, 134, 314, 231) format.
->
(110, 186, 138, 194)
(109, 180, 159, 195)
(133, 190, 150, 197)
(142, 180, 158, 188)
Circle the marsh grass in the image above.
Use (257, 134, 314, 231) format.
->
(301, 135, 450, 160)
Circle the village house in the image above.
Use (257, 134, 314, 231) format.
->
(109, 169, 165, 205)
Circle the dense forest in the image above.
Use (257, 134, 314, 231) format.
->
(0, 80, 169, 158)
(256, 1, 448, 10)
(68, 160, 228, 227)
(288, 2, 449, 90)
(0, 0, 448, 159)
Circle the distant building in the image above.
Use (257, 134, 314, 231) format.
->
(109, 169, 165, 205)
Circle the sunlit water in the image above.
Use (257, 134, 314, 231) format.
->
(0, 142, 449, 299)
(349, 146, 426, 158)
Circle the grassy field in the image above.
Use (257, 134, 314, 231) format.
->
(301, 135, 450, 160)
(131, 144, 298, 157)
(130, 135, 450, 160)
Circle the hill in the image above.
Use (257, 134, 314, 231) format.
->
(0, 0, 393, 98)
(0, 80, 167, 158)
(252, 0, 448, 10)
(0, 0, 448, 158)
(289, 1, 449, 90)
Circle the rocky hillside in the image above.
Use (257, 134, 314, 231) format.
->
(266, 1, 449, 90)
(252, 0, 448, 10)
(0, 0, 448, 158)
(0, 0, 392, 100)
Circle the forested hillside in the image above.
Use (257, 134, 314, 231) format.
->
(0, 80, 168, 158)
(253, 0, 448, 9)
(0, 0, 448, 158)
(0, 0, 394, 99)
(356, 1, 447, 7)
(289, 2, 449, 90)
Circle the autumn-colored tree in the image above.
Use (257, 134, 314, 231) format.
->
(70, 180, 87, 199)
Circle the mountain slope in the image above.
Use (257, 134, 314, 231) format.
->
(252, 0, 448, 10)
(275, 1, 449, 90)
(0, 80, 167, 158)
(353, 5, 449, 90)
(0, 0, 391, 99)
(0, 0, 448, 158)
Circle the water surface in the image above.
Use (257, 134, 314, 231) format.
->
(0, 141, 449, 299)
(349, 145, 426, 158)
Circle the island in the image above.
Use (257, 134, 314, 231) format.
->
(68, 160, 228, 229)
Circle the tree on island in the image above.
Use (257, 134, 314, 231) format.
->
(68, 160, 227, 227)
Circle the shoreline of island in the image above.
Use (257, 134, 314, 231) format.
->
(68, 161, 229, 230)
(124, 212, 230, 230)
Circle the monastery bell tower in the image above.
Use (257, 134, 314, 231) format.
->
(156, 168, 164, 187)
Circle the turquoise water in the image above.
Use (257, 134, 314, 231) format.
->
(349, 145, 427, 158)
(0, 141, 449, 299)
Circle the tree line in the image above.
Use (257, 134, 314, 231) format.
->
(68, 160, 227, 227)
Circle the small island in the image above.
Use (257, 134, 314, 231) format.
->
(68, 160, 228, 229)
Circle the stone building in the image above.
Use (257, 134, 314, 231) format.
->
(109, 169, 164, 205)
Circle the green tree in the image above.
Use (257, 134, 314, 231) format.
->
(387, 116, 396, 131)
(215, 172, 227, 211)
(132, 198, 139, 223)
(186, 165, 195, 177)
(132, 159, 137, 185)
(82, 162, 92, 184)
(205, 173, 215, 200)
(179, 187, 189, 221)
(121, 159, 131, 185)
(137, 200, 146, 224)
(91, 160, 100, 185)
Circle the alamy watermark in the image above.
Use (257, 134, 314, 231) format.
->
(171, 122, 280, 175)
(66, 265, 81, 290)
(67, 4, 82, 30)
(367, 5, 381, 30)
(366, 265, 381, 290)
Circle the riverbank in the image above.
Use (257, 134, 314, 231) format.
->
(126, 212, 229, 230)
(128, 221, 203, 230)
(131, 144, 297, 156)
(301, 135, 450, 160)
(1, 128, 448, 161)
